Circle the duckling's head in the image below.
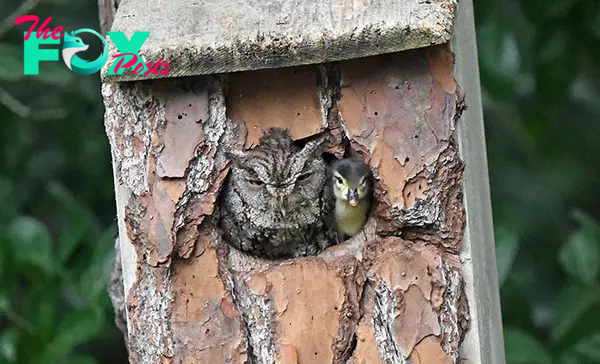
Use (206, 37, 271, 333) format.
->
(332, 157, 372, 207)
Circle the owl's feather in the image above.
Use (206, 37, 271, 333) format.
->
(219, 128, 335, 259)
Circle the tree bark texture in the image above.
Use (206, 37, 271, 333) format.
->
(103, 44, 469, 364)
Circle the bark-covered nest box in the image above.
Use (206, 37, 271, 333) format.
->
(101, 0, 489, 363)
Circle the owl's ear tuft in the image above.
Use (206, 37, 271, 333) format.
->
(225, 149, 247, 164)
(300, 137, 325, 156)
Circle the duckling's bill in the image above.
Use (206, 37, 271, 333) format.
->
(347, 189, 359, 207)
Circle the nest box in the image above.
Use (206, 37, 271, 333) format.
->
(100, 0, 504, 363)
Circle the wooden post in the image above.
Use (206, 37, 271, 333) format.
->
(452, 1, 505, 363)
(100, 0, 504, 363)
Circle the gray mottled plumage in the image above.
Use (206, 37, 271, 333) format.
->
(219, 128, 335, 259)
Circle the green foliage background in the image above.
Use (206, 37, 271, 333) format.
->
(0, 0, 599, 363)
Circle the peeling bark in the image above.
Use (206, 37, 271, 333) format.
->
(171, 231, 247, 363)
(103, 44, 470, 363)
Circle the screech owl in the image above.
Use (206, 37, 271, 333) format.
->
(219, 128, 335, 259)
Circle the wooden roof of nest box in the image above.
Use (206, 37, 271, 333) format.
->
(100, 0, 458, 82)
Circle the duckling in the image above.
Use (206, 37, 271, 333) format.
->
(331, 156, 373, 240)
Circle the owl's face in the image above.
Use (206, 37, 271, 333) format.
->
(227, 129, 326, 225)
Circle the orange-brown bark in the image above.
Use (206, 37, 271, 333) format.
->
(103, 45, 469, 364)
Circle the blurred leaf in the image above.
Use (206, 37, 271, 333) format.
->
(496, 224, 520, 287)
(571, 209, 600, 236)
(0, 44, 24, 81)
(563, 332, 600, 363)
(0, 328, 19, 363)
(538, 30, 572, 65)
(0, 176, 18, 224)
(478, 18, 522, 101)
(80, 224, 116, 302)
(46, 306, 104, 357)
(504, 327, 553, 364)
(535, 29, 580, 101)
(500, 278, 537, 333)
(552, 284, 600, 346)
(6, 216, 54, 275)
(521, 0, 578, 23)
(545, 0, 579, 18)
(47, 181, 95, 263)
(77, 77, 101, 102)
(27, 284, 60, 342)
(0, 291, 10, 313)
(0, 0, 124, 363)
(0, 232, 13, 282)
(65, 356, 99, 364)
(25, 150, 66, 181)
(32, 62, 74, 86)
(590, 7, 600, 39)
(0, 233, 13, 311)
(0, 116, 28, 174)
(558, 212, 600, 285)
(34, 354, 99, 364)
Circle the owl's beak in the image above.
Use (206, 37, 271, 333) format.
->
(347, 189, 359, 207)
(279, 196, 287, 217)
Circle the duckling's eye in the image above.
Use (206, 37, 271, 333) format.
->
(335, 176, 343, 185)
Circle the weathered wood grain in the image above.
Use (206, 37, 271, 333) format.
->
(452, 0, 505, 363)
(101, 0, 458, 82)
